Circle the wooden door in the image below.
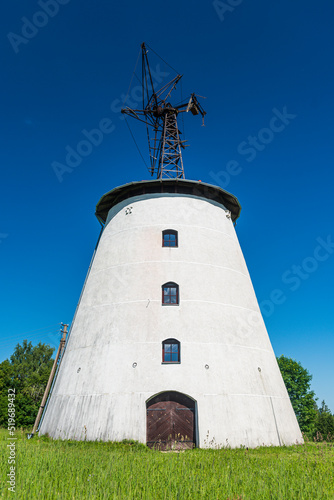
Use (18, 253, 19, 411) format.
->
(147, 397, 195, 450)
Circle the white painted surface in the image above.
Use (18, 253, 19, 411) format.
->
(40, 192, 303, 447)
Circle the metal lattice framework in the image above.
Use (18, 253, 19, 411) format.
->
(121, 43, 206, 179)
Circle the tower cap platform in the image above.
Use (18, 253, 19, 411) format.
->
(95, 178, 241, 224)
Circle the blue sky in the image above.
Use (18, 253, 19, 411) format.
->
(1, 1, 333, 411)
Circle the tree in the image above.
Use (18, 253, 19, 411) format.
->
(0, 360, 13, 426)
(0, 340, 54, 428)
(277, 355, 317, 435)
(314, 400, 334, 441)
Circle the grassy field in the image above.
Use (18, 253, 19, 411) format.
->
(1, 429, 333, 499)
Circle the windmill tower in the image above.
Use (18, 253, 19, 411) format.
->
(39, 44, 303, 448)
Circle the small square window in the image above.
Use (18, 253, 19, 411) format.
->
(162, 283, 179, 305)
(162, 230, 178, 247)
(162, 339, 180, 363)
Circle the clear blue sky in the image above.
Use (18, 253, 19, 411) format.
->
(1, 1, 333, 411)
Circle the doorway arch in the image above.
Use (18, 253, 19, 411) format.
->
(146, 391, 197, 450)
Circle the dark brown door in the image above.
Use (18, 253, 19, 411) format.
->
(147, 393, 195, 450)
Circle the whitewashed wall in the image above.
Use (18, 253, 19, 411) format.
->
(40, 192, 302, 447)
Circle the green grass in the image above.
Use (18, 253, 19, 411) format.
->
(1, 429, 333, 499)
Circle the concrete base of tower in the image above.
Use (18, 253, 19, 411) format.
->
(39, 390, 303, 448)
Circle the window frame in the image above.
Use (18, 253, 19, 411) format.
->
(162, 338, 181, 364)
(162, 282, 179, 306)
(162, 229, 178, 248)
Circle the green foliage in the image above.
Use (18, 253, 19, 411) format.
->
(277, 355, 317, 434)
(1, 429, 334, 499)
(0, 340, 54, 428)
(313, 400, 334, 442)
(0, 360, 13, 426)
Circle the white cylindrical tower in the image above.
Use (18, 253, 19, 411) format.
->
(39, 179, 302, 448)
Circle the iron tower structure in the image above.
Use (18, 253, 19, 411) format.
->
(121, 43, 206, 179)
